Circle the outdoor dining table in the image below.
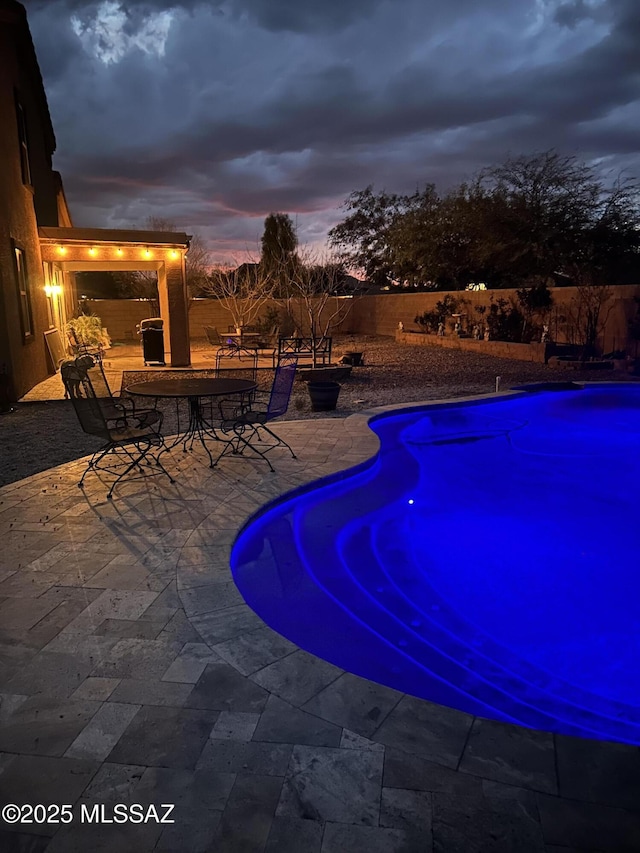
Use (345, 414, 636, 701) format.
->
(126, 377, 257, 467)
(225, 331, 261, 342)
(223, 330, 261, 358)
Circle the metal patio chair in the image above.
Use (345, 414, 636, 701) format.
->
(254, 326, 280, 368)
(60, 358, 173, 499)
(215, 356, 298, 472)
(204, 325, 241, 366)
(74, 355, 162, 431)
(68, 327, 106, 363)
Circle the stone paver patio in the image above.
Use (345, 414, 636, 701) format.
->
(1, 405, 639, 852)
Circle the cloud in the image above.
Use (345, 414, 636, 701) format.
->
(20, 0, 640, 260)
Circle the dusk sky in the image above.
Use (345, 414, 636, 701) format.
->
(23, 0, 640, 263)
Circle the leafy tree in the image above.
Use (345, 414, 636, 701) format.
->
(392, 183, 500, 289)
(329, 151, 640, 290)
(328, 186, 425, 286)
(260, 213, 298, 276)
(562, 177, 640, 287)
(478, 152, 600, 285)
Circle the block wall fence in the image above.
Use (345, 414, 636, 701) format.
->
(85, 284, 640, 356)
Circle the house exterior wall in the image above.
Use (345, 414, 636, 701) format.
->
(0, 1, 68, 400)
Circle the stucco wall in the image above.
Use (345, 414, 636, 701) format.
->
(348, 285, 640, 353)
(89, 286, 640, 358)
(86, 296, 352, 343)
(396, 332, 550, 362)
(0, 2, 60, 399)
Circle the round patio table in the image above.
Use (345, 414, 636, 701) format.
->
(126, 377, 257, 467)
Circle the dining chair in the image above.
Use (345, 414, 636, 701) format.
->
(60, 358, 173, 498)
(254, 326, 280, 368)
(215, 356, 298, 471)
(74, 355, 163, 431)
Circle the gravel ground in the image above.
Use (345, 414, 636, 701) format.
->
(0, 334, 633, 487)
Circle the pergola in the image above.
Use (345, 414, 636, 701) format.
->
(38, 226, 192, 366)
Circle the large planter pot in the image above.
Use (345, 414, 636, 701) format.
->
(297, 365, 352, 383)
(307, 381, 340, 412)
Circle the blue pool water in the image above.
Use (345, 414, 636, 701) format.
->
(231, 383, 640, 744)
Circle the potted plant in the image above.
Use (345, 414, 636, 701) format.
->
(66, 314, 111, 357)
(307, 380, 341, 411)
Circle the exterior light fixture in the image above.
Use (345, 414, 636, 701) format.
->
(89, 247, 96, 255)
(117, 247, 123, 256)
(144, 248, 151, 258)
(57, 245, 66, 255)
(170, 250, 178, 259)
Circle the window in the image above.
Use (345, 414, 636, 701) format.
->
(14, 245, 33, 339)
(15, 96, 31, 186)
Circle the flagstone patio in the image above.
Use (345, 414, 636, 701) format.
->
(1, 408, 639, 852)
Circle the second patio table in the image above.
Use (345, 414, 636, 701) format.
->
(126, 377, 257, 467)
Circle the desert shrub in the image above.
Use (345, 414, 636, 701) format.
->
(486, 298, 525, 342)
(414, 294, 462, 332)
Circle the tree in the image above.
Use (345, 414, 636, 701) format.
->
(113, 217, 212, 306)
(565, 285, 614, 357)
(328, 186, 424, 285)
(199, 259, 276, 331)
(272, 247, 356, 366)
(260, 213, 298, 278)
(388, 183, 490, 289)
(328, 151, 640, 291)
(515, 282, 554, 342)
(183, 233, 212, 298)
(563, 176, 640, 287)
(477, 152, 600, 285)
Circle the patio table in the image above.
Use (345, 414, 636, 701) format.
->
(222, 331, 261, 360)
(224, 331, 261, 343)
(126, 377, 257, 467)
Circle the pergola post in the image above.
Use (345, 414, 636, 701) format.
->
(158, 255, 190, 366)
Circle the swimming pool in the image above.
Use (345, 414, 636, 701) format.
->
(231, 383, 640, 744)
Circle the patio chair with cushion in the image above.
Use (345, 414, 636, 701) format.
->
(60, 358, 173, 499)
(215, 355, 298, 472)
(75, 355, 162, 431)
